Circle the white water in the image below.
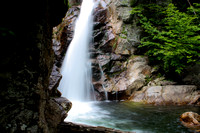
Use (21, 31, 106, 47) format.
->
(58, 0, 97, 102)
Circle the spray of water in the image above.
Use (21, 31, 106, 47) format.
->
(58, 0, 98, 102)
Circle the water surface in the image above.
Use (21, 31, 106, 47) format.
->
(65, 101, 200, 133)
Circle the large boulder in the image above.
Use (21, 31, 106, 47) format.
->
(104, 56, 151, 99)
(131, 85, 200, 105)
(46, 98, 72, 132)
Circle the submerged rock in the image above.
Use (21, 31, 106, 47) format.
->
(180, 112, 200, 132)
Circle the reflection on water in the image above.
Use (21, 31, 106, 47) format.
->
(65, 101, 200, 133)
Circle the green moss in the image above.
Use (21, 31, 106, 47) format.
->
(112, 37, 119, 50)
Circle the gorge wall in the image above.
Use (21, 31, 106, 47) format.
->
(0, 0, 71, 132)
(54, 0, 200, 105)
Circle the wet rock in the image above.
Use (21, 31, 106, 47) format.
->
(180, 112, 200, 132)
(49, 65, 62, 97)
(45, 97, 72, 132)
(52, 6, 80, 67)
(93, 82, 107, 101)
(131, 85, 200, 105)
(57, 122, 134, 133)
(97, 54, 111, 68)
(94, 8, 108, 24)
(98, 29, 115, 53)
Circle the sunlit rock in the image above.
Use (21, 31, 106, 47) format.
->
(131, 85, 200, 105)
(180, 112, 200, 132)
(104, 56, 151, 99)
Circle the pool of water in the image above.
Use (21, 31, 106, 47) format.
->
(65, 101, 200, 133)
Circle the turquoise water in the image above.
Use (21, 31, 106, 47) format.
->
(65, 101, 200, 133)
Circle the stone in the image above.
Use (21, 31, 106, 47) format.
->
(148, 77, 177, 86)
(45, 97, 72, 132)
(99, 29, 115, 53)
(115, 38, 135, 55)
(117, 7, 133, 23)
(131, 85, 200, 105)
(104, 56, 151, 99)
(180, 112, 200, 132)
(126, 79, 145, 95)
(145, 86, 163, 104)
(94, 8, 108, 24)
(97, 54, 111, 68)
(123, 24, 142, 47)
(58, 122, 134, 133)
(49, 65, 62, 97)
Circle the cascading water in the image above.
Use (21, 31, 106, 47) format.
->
(98, 63, 108, 100)
(58, 0, 97, 102)
(57, 1, 200, 133)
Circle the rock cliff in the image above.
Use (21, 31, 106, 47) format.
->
(53, 0, 200, 105)
(0, 0, 71, 132)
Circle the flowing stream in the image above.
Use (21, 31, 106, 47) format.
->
(58, 0, 200, 133)
(66, 101, 200, 133)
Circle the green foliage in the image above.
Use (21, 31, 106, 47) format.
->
(68, 1, 72, 8)
(112, 37, 118, 50)
(131, 3, 200, 75)
(64, 0, 67, 5)
(0, 27, 15, 37)
(145, 75, 152, 84)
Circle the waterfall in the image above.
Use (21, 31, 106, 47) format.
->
(58, 0, 97, 102)
(98, 63, 108, 100)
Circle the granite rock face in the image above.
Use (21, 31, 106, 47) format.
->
(102, 56, 151, 99)
(52, 0, 200, 104)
